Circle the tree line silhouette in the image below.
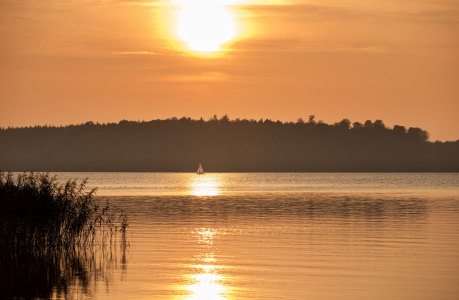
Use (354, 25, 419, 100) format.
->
(1, 115, 458, 172)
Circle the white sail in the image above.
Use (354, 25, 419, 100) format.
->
(197, 163, 204, 174)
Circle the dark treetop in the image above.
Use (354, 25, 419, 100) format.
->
(1, 115, 458, 172)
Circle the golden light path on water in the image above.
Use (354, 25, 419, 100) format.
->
(185, 228, 228, 300)
(189, 174, 225, 196)
(174, 0, 240, 53)
(186, 175, 229, 298)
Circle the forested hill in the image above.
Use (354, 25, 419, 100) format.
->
(1, 116, 458, 172)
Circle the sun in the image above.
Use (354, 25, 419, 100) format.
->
(175, 0, 239, 53)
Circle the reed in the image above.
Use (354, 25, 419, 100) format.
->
(0, 172, 128, 250)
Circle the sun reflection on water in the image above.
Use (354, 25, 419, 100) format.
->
(185, 228, 229, 300)
(189, 174, 225, 196)
(187, 267, 226, 300)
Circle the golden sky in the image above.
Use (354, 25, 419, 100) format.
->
(1, 0, 458, 141)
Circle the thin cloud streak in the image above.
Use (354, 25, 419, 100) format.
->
(112, 51, 163, 55)
(149, 72, 230, 83)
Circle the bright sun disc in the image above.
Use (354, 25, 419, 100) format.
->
(177, 4, 236, 52)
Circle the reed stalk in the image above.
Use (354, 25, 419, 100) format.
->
(0, 172, 128, 251)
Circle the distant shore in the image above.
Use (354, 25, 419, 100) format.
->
(1, 117, 458, 172)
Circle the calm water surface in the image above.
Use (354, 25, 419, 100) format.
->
(7, 173, 459, 299)
(46, 172, 459, 195)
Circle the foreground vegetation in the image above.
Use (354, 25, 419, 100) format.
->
(1, 116, 458, 171)
(0, 172, 127, 250)
(0, 172, 128, 299)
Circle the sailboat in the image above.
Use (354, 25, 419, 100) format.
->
(197, 163, 204, 175)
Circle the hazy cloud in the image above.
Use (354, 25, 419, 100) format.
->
(152, 72, 230, 83)
(112, 51, 163, 55)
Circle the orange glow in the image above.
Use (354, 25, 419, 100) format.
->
(185, 228, 229, 300)
(187, 271, 227, 300)
(189, 175, 224, 196)
(177, 5, 236, 53)
(0, 0, 458, 141)
(172, 0, 242, 54)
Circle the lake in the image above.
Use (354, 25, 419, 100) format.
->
(3, 173, 459, 299)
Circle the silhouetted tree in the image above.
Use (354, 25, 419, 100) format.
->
(373, 119, 386, 130)
(393, 125, 406, 134)
(220, 114, 230, 122)
(408, 127, 430, 142)
(364, 120, 373, 128)
(338, 119, 351, 130)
